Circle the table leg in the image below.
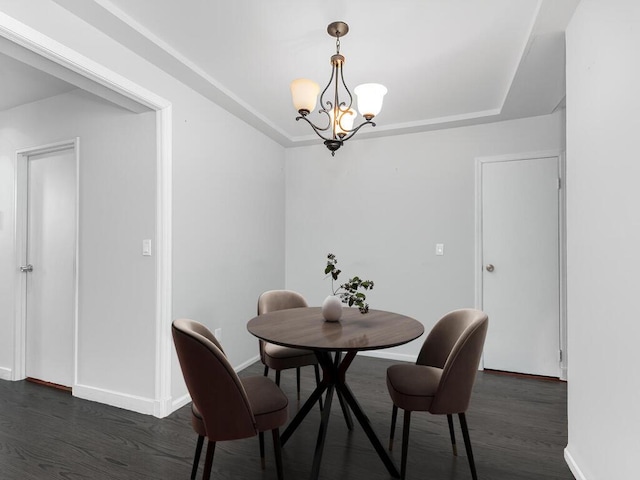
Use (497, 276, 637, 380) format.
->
(336, 381, 401, 478)
(333, 352, 354, 430)
(310, 383, 335, 479)
(281, 350, 400, 480)
(281, 379, 328, 446)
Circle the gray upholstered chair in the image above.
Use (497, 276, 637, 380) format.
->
(257, 290, 321, 402)
(386, 309, 489, 480)
(172, 318, 289, 480)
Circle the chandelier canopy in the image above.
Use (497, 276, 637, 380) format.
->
(291, 21, 387, 156)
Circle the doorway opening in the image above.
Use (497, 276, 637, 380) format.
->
(1, 14, 173, 416)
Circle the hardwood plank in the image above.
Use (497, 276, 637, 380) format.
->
(0, 356, 573, 479)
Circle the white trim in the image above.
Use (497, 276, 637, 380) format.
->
(13, 149, 27, 381)
(564, 447, 588, 480)
(360, 350, 418, 363)
(0, 367, 12, 381)
(474, 150, 566, 377)
(74, 383, 157, 416)
(153, 105, 173, 418)
(235, 355, 261, 373)
(14, 139, 79, 385)
(172, 392, 192, 411)
(170, 355, 261, 413)
(0, 12, 167, 111)
(558, 152, 568, 381)
(0, 13, 174, 417)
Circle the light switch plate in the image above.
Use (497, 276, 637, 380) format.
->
(436, 243, 444, 256)
(142, 239, 152, 256)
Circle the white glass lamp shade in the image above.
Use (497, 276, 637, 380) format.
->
(330, 108, 356, 137)
(354, 83, 388, 119)
(291, 78, 320, 114)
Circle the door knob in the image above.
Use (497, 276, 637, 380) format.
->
(485, 264, 495, 272)
(20, 264, 33, 273)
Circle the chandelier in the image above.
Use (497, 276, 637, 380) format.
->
(290, 21, 387, 156)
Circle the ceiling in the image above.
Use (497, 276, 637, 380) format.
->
(0, 51, 75, 112)
(4, 0, 580, 146)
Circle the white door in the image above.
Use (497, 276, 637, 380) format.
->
(24, 148, 76, 387)
(480, 155, 561, 377)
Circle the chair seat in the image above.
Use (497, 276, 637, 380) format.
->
(242, 376, 289, 432)
(386, 364, 442, 412)
(263, 342, 317, 370)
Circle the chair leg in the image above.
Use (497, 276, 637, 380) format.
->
(400, 410, 411, 480)
(275, 370, 281, 386)
(459, 412, 478, 480)
(259, 431, 266, 469)
(389, 404, 398, 451)
(314, 364, 324, 411)
(296, 367, 301, 400)
(272, 428, 284, 480)
(191, 435, 205, 480)
(447, 414, 458, 456)
(202, 440, 215, 480)
(263, 365, 269, 377)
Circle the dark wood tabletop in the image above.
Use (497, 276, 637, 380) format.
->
(247, 306, 424, 352)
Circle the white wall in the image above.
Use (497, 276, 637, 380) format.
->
(285, 111, 565, 359)
(565, 1, 640, 478)
(0, 1, 286, 413)
(170, 92, 286, 395)
(0, 90, 157, 398)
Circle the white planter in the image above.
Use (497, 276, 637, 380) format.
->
(322, 295, 343, 322)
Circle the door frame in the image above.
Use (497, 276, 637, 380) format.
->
(14, 139, 80, 386)
(475, 150, 567, 380)
(1, 13, 174, 416)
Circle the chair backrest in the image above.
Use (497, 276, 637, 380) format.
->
(257, 289, 309, 315)
(257, 290, 309, 361)
(417, 309, 488, 415)
(172, 318, 257, 441)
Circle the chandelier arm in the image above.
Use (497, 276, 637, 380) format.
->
(295, 115, 333, 142)
(338, 119, 377, 142)
(318, 64, 337, 116)
(338, 63, 354, 112)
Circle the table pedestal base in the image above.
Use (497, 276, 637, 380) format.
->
(281, 351, 400, 479)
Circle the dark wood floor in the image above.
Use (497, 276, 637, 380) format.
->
(0, 356, 573, 479)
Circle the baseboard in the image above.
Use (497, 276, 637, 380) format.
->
(359, 350, 417, 363)
(73, 383, 156, 416)
(171, 392, 191, 411)
(565, 447, 587, 480)
(560, 366, 568, 381)
(161, 356, 259, 418)
(236, 354, 261, 372)
(0, 366, 12, 381)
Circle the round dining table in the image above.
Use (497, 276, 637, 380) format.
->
(247, 306, 424, 480)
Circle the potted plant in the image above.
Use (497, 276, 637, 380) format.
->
(322, 253, 374, 321)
